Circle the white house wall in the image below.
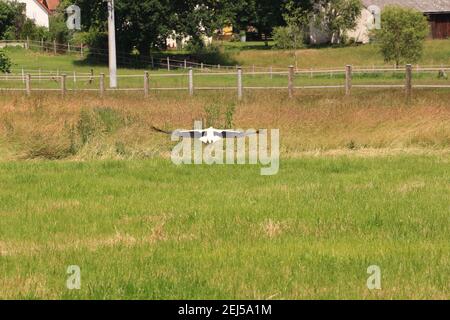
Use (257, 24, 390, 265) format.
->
(309, 7, 376, 44)
(347, 8, 375, 44)
(14, 0, 50, 28)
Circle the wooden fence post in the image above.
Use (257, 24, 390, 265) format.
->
(288, 65, 294, 98)
(89, 69, 94, 84)
(68, 42, 71, 54)
(53, 39, 57, 54)
(25, 74, 31, 96)
(188, 67, 194, 96)
(61, 74, 66, 96)
(345, 65, 352, 96)
(405, 64, 412, 102)
(167, 57, 170, 71)
(26, 36, 30, 50)
(237, 67, 243, 101)
(100, 73, 105, 97)
(144, 71, 149, 97)
(41, 38, 44, 52)
(80, 42, 84, 57)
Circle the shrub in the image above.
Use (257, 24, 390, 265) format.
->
(0, 50, 12, 73)
(83, 28, 109, 63)
(273, 26, 304, 49)
(49, 13, 70, 46)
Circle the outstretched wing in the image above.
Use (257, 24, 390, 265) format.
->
(173, 130, 204, 139)
(152, 126, 204, 138)
(152, 126, 172, 135)
(214, 130, 259, 138)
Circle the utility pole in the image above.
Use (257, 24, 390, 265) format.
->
(107, 0, 117, 88)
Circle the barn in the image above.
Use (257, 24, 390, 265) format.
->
(312, 0, 450, 44)
(361, 0, 450, 39)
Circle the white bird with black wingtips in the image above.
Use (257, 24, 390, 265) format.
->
(152, 126, 258, 144)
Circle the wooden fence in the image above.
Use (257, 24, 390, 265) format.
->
(1, 64, 449, 100)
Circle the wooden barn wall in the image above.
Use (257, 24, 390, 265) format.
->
(428, 14, 450, 39)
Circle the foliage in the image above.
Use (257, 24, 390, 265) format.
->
(61, 0, 284, 54)
(81, 27, 108, 62)
(24, 21, 49, 40)
(203, 102, 236, 128)
(375, 6, 429, 67)
(203, 104, 221, 128)
(224, 103, 236, 129)
(0, 49, 11, 73)
(49, 12, 70, 44)
(0, 0, 47, 40)
(222, 0, 284, 43)
(313, 0, 362, 44)
(0, 0, 23, 38)
(273, 25, 304, 49)
(283, 0, 313, 33)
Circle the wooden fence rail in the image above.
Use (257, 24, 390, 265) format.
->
(1, 65, 449, 100)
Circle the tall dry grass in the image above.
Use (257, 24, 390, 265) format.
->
(0, 89, 449, 160)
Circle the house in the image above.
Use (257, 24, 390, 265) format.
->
(361, 0, 450, 40)
(12, 0, 60, 29)
(312, 0, 450, 44)
(166, 32, 213, 50)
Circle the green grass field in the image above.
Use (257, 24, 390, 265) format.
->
(0, 156, 448, 299)
(0, 43, 449, 300)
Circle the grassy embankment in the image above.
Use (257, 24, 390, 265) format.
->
(0, 90, 449, 161)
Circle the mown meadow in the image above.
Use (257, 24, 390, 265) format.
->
(0, 155, 448, 299)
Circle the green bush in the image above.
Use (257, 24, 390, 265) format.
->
(49, 14, 70, 45)
(0, 50, 12, 73)
(82, 28, 109, 63)
(273, 26, 304, 49)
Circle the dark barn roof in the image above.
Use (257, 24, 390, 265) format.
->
(362, 0, 450, 13)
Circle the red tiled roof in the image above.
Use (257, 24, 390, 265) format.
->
(45, 0, 60, 11)
(36, 0, 60, 12)
(35, 0, 51, 14)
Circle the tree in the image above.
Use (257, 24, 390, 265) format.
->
(252, 0, 284, 45)
(219, 0, 284, 45)
(63, 0, 224, 55)
(0, 49, 12, 73)
(0, 0, 47, 40)
(375, 6, 429, 67)
(0, 0, 29, 39)
(313, 0, 362, 44)
(283, 0, 313, 31)
(169, 1, 217, 49)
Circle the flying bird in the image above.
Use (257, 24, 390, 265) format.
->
(152, 126, 258, 144)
